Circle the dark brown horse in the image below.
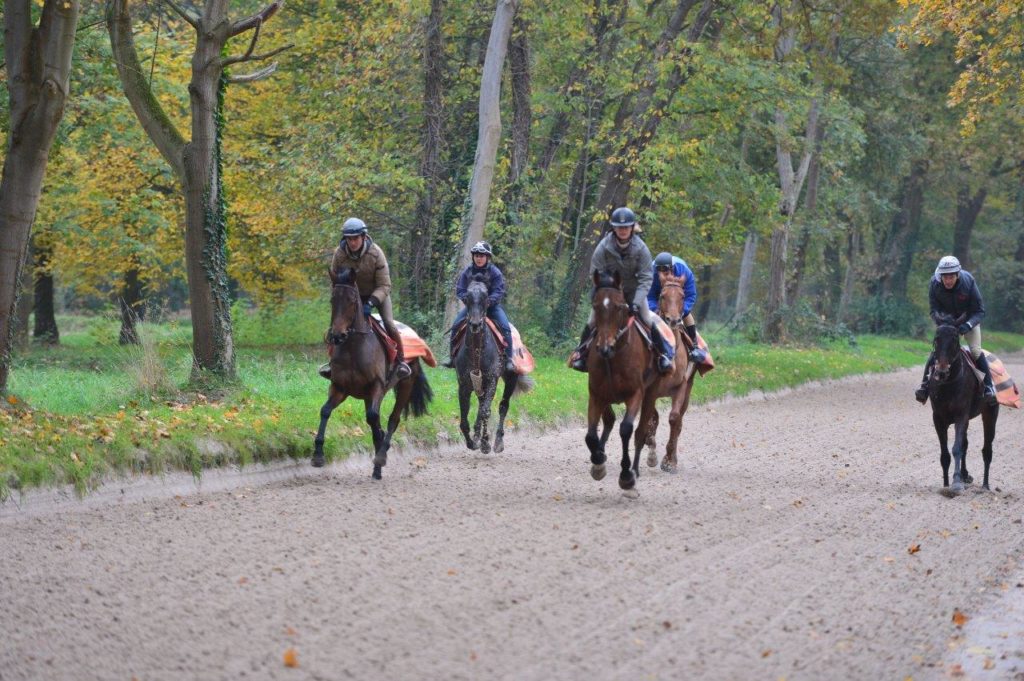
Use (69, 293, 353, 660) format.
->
(641, 275, 697, 474)
(313, 268, 433, 479)
(929, 313, 999, 493)
(583, 270, 657, 492)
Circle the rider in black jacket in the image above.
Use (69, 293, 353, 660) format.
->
(915, 255, 997, 404)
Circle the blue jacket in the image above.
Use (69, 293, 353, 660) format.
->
(929, 270, 984, 328)
(647, 256, 697, 315)
(455, 261, 507, 308)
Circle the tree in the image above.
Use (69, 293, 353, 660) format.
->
(107, 0, 290, 381)
(0, 0, 80, 395)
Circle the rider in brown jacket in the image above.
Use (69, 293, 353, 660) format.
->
(320, 217, 411, 380)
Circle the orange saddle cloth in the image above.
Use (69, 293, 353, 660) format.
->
(368, 316, 438, 368)
(452, 319, 535, 374)
(980, 349, 1020, 409)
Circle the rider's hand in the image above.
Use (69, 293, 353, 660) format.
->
(958, 322, 972, 335)
(363, 302, 373, 317)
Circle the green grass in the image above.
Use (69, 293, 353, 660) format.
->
(2, 314, 1022, 499)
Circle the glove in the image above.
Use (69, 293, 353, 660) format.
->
(363, 302, 373, 317)
(958, 322, 972, 335)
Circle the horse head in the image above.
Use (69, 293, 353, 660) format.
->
(327, 267, 364, 345)
(658, 273, 687, 328)
(465, 274, 490, 334)
(932, 313, 967, 381)
(591, 269, 629, 359)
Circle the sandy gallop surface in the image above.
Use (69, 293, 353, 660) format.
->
(3, 362, 1024, 681)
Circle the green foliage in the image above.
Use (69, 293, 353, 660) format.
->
(847, 295, 929, 338)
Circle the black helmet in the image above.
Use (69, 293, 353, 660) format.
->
(470, 240, 493, 256)
(609, 206, 636, 227)
(342, 217, 368, 237)
(653, 252, 673, 269)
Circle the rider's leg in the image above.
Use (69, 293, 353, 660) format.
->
(639, 305, 674, 374)
(915, 350, 936, 403)
(488, 304, 516, 372)
(682, 312, 703, 363)
(378, 296, 411, 380)
(570, 310, 596, 372)
(442, 307, 467, 368)
(968, 326, 997, 403)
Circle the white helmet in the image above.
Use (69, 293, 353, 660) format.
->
(936, 255, 961, 276)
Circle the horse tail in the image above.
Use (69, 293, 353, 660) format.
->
(404, 362, 434, 418)
(513, 373, 535, 395)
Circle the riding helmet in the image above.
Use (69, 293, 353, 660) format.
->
(936, 255, 961, 275)
(609, 206, 636, 227)
(342, 217, 368, 237)
(653, 252, 673, 269)
(470, 241, 493, 256)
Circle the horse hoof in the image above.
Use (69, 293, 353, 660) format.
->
(646, 450, 657, 468)
(951, 481, 964, 494)
(466, 440, 478, 451)
(311, 453, 325, 468)
(983, 483, 991, 491)
(622, 489, 640, 500)
(494, 440, 504, 454)
(618, 472, 636, 491)
(962, 473, 974, 484)
(591, 464, 607, 481)
(660, 461, 678, 474)
(373, 455, 387, 468)
(480, 440, 491, 455)
(372, 465, 382, 480)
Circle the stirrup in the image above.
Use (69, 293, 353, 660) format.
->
(657, 355, 673, 375)
(570, 353, 588, 372)
(914, 386, 928, 404)
(393, 361, 412, 380)
(983, 386, 997, 405)
(318, 363, 331, 379)
(505, 358, 516, 373)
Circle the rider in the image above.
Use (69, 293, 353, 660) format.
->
(647, 251, 704, 363)
(914, 255, 996, 405)
(570, 206, 674, 374)
(442, 241, 516, 373)
(319, 217, 411, 381)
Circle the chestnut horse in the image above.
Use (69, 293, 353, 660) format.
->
(641, 274, 697, 474)
(313, 268, 433, 480)
(583, 270, 657, 492)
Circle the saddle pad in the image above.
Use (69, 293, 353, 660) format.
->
(368, 315, 399, 364)
(983, 350, 1021, 409)
(510, 325, 535, 375)
(692, 332, 715, 376)
(394, 319, 438, 368)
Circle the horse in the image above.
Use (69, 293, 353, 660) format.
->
(453, 275, 534, 454)
(928, 313, 999, 493)
(641, 274, 697, 474)
(583, 269, 657, 492)
(313, 268, 433, 480)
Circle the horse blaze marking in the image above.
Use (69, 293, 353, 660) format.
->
(603, 297, 610, 308)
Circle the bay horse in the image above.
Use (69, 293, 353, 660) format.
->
(584, 270, 657, 492)
(313, 268, 433, 480)
(453, 276, 534, 454)
(641, 274, 697, 474)
(929, 313, 999, 493)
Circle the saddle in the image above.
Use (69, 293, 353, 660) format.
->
(452, 319, 535, 374)
(452, 318, 508, 357)
(369, 315, 399, 365)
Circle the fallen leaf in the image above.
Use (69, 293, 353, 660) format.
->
(447, 569, 457, 576)
(237, 576, 249, 585)
(908, 544, 921, 555)
(284, 626, 297, 636)
(983, 659, 995, 670)
(411, 456, 427, 469)
(283, 648, 299, 668)
(662, 621, 672, 630)
(761, 649, 772, 658)
(952, 609, 969, 628)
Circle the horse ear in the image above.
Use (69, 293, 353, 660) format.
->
(612, 270, 621, 288)
(592, 270, 601, 287)
(955, 313, 968, 326)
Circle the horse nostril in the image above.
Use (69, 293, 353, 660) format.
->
(599, 346, 613, 358)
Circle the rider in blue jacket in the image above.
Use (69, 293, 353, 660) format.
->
(648, 252, 704, 363)
(443, 241, 516, 373)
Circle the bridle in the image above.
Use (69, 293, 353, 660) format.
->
(658, 280, 685, 329)
(931, 329, 963, 384)
(592, 285, 632, 350)
(328, 282, 370, 345)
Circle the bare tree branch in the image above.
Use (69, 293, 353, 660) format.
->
(159, 0, 199, 29)
(230, 0, 283, 37)
(227, 62, 278, 83)
(223, 41, 292, 67)
(222, 18, 261, 65)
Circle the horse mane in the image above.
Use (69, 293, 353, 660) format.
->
(333, 267, 356, 286)
(593, 270, 620, 289)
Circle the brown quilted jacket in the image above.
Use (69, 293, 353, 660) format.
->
(329, 237, 392, 305)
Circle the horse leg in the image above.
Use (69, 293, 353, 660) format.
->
(374, 369, 416, 479)
(618, 391, 644, 491)
(960, 427, 972, 485)
(635, 393, 657, 472)
(934, 413, 950, 487)
(662, 378, 695, 475)
(586, 398, 608, 480)
(493, 373, 518, 454)
(458, 381, 477, 450)
(476, 379, 498, 455)
(366, 389, 387, 480)
(312, 386, 346, 467)
(599, 405, 616, 451)
(645, 410, 660, 468)
(951, 420, 968, 493)
(981, 405, 998, 490)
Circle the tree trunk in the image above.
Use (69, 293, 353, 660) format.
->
(445, 0, 519, 329)
(838, 225, 859, 323)
(876, 159, 928, 298)
(13, 259, 32, 351)
(785, 125, 824, 304)
(119, 268, 146, 345)
(552, 0, 716, 338)
(735, 230, 758, 316)
(952, 180, 987, 272)
(499, 13, 532, 276)
(0, 0, 80, 394)
(408, 0, 446, 311)
(822, 231, 842, 319)
(32, 241, 59, 345)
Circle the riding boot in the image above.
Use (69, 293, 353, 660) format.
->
(441, 336, 457, 368)
(650, 326, 674, 375)
(684, 323, 703, 364)
(386, 327, 412, 381)
(915, 351, 935, 404)
(502, 330, 516, 373)
(974, 352, 998, 405)
(318, 363, 331, 379)
(570, 326, 592, 372)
